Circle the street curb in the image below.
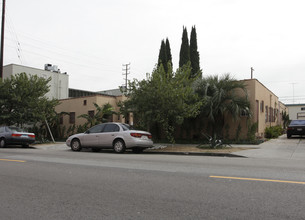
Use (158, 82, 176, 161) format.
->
(144, 151, 246, 158)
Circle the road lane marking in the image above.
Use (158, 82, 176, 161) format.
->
(210, 175, 305, 185)
(0, 159, 26, 163)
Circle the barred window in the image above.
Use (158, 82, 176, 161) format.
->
(69, 112, 75, 124)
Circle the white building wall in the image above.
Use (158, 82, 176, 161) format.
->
(286, 104, 305, 120)
(3, 64, 69, 99)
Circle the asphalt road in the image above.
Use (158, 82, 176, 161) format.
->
(1, 139, 305, 220)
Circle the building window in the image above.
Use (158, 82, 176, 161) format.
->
(269, 107, 272, 122)
(301, 107, 305, 111)
(265, 106, 268, 122)
(261, 101, 264, 112)
(88, 110, 95, 118)
(69, 112, 75, 124)
(83, 100, 87, 106)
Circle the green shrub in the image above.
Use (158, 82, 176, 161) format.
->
(265, 125, 283, 139)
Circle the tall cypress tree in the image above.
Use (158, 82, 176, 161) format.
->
(179, 26, 190, 68)
(165, 38, 172, 68)
(158, 40, 167, 73)
(158, 38, 173, 77)
(190, 26, 201, 78)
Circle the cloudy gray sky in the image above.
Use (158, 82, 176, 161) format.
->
(3, 0, 305, 104)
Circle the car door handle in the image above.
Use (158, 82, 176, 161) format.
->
(111, 134, 115, 136)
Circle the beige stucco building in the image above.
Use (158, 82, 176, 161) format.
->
(226, 79, 288, 139)
(56, 79, 287, 140)
(55, 90, 132, 130)
(3, 64, 69, 100)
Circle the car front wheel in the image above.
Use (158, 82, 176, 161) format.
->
(0, 138, 6, 148)
(113, 139, 126, 153)
(71, 139, 82, 151)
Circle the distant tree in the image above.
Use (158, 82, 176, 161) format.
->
(282, 111, 290, 129)
(78, 103, 116, 128)
(0, 72, 58, 127)
(190, 26, 201, 78)
(179, 26, 190, 68)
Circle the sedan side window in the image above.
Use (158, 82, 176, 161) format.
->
(103, 124, 119, 132)
(87, 124, 105, 133)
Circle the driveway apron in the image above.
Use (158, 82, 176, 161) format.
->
(233, 135, 305, 159)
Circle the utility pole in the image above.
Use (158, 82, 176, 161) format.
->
(290, 83, 297, 104)
(0, 0, 6, 79)
(250, 67, 254, 79)
(122, 63, 130, 90)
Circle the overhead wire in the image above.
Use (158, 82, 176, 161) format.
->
(9, 30, 121, 70)
(5, 8, 27, 64)
(3, 5, 126, 78)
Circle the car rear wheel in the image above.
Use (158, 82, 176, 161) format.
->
(113, 139, 126, 153)
(287, 134, 291, 139)
(0, 138, 6, 148)
(71, 139, 82, 151)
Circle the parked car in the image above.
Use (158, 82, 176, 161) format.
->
(66, 122, 153, 153)
(287, 120, 305, 138)
(0, 126, 36, 148)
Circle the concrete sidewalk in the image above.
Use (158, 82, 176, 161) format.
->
(33, 135, 305, 160)
(232, 135, 305, 159)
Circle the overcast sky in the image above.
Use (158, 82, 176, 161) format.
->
(3, 0, 305, 104)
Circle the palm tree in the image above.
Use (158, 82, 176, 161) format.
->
(78, 103, 116, 128)
(195, 74, 251, 144)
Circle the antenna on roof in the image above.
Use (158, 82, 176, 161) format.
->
(251, 67, 254, 79)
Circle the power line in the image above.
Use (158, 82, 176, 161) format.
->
(4, 44, 121, 74)
(6, 29, 120, 69)
(5, 9, 27, 64)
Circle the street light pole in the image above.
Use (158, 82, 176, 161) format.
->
(0, 0, 6, 79)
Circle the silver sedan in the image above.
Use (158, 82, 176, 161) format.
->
(66, 122, 153, 153)
(0, 126, 35, 148)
